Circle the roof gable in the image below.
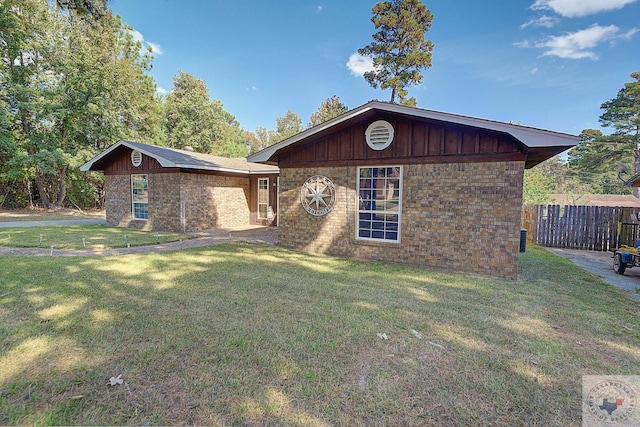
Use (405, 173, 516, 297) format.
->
(80, 141, 279, 175)
(247, 101, 579, 168)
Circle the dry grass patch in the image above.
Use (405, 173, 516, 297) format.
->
(0, 244, 639, 425)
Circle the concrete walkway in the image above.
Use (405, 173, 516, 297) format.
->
(546, 247, 640, 299)
(0, 218, 106, 228)
(0, 225, 277, 257)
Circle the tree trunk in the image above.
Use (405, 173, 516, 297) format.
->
(634, 145, 640, 198)
(53, 166, 67, 208)
(34, 173, 52, 209)
(390, 87, 396, 104)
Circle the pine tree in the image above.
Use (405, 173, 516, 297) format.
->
(358, 0, 434, 105)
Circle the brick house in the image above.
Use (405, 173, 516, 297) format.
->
(81, 141, 279, 232)
(247, 101, 578, 278)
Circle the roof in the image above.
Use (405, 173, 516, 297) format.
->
(80, 141, 279, 175)
(550, 194, 640, 207)
(247, 101, 579, 168)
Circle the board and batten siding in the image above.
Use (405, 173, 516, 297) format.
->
(277, 112, 527, 168)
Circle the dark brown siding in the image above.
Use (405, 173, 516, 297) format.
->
(104, 150, 165, 174)
(278, 114, 526, 168)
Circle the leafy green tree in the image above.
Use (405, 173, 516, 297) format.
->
(244, 127, 276, 154)
(216, 106, 248, 157)
(358, 0, 434, 105)
(567, 72, 640, 197)
(273, 110, 303, 143)
(567, 129, 633, 195)
(600, 71, 640, 138)
(55, 0, 108, 18)
(165, 70, 247, 156)
(0, 0, 163, 208)
(165, 70, 221, 153)
(523, 167, 555, 205)
(308, 95, 349, 127)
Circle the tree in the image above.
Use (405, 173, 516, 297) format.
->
(273, 110, 303, 143)
(165, 70, 248, 156)
(358, 0, 434, 105)
(165, 71, 220, 153)
(56, 0, 108, 18)
(568, 72, 640, 196)
(245, 127, 276, 154)
(216, 105, 248, 157)
(308, 95, 349, 127)
(0, 0, 164, 209)
(567, 130, 632, 195)
(522, 167, 555, 205)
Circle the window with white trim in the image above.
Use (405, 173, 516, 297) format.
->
(357, 166, 402, 242)
(131, 174, 149, 220)
(258, 178, 269, 220)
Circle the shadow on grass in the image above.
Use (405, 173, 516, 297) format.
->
(1, 243, 639, 425)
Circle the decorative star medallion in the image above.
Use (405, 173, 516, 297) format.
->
(300, 175, 336, 216)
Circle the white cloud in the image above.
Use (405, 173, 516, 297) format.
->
(128, 29, 163, 55)
(520, 15, 559, 29)
(530, 67, 539, 74)
(147, 42, 163, 55)
(522, 24, 621, 59)
(156, 87, 167, 95)
(531, 0, 639, 18)
(346, 53, 375, 77)
(130, 29, 144, 44)
(316, 5, 323, 13)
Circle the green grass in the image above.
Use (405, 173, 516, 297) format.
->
(0, 225, 196, 250)
(1, 244, 639, 426)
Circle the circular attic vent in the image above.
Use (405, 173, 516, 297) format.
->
(131, 150, 142, 167)
(365, 120, 394, 151)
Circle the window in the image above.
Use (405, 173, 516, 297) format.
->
(258, 178, 269, 220)
(131, 174, 148, 220)
(357, 166, 402, 242)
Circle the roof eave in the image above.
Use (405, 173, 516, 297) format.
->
(246, 101, 579, 165)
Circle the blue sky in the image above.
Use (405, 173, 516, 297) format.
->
(111, 0, 639, 137)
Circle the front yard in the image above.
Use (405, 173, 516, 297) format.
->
(1, 242, 638, 425)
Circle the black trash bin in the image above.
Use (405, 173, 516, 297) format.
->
(520, 228, 527, 253)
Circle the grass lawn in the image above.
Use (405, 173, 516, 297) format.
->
(1, 243, 639, 426)
(0, 225, 195, 250)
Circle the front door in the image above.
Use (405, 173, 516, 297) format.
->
(257, 177, 278, 226)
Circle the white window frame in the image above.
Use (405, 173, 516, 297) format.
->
(131, 174, 149, 221)
(257, 178, 269, 220)
(356, 166, 402, 243)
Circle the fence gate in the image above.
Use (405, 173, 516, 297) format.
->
(522, 205, 640, 251)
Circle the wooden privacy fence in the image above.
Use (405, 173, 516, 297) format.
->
(522, 205, 640, 251)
